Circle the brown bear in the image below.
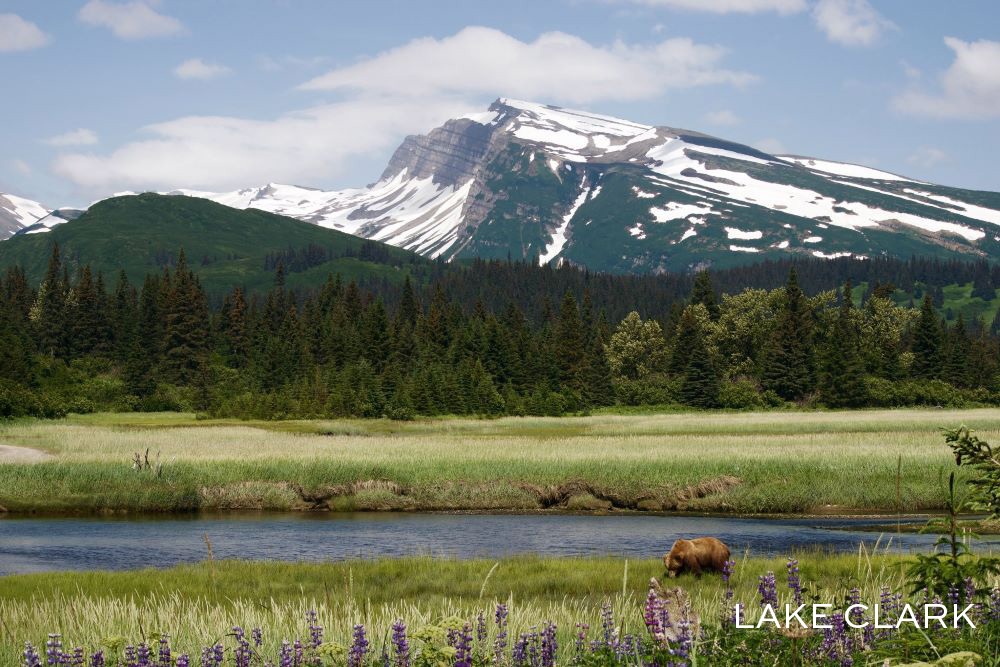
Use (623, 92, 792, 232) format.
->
(663, 537, 731, 577)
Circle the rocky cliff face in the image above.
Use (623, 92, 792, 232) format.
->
(379, 118, 498, 186)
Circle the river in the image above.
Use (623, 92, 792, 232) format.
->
(3, 512, 995, 576)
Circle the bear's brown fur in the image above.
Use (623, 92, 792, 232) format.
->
(662, 537, 730, 577)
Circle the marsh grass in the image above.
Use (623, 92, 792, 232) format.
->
(2, 408, 999, 513)
(0, 553, 929, 663)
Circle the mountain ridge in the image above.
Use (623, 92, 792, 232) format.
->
(4, 98, 1000, 273)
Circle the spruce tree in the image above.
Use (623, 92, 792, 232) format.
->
(363, 298, 391, 372)
(690, 270, 720, 320)
(677, 309, 719, 408)
(943, 313, 971, 387)
(222, 287, 249, 368)
(111, 271, 138, 363)
(761, 268, 814, 401)
(668, 305, 705, 376)
(818, 282, 867, 407)
(911, 294, 943, 379)
(34, 243, 67, 357)
(160, 250, 211, 385)
(555, 291, 587, 393)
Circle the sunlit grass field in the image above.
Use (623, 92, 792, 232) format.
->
(0, 552, 922, 664)
(1, 408, 999, 514)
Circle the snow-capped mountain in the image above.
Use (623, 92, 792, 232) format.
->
(0, 193, 49, 239)
(10, 98, 1000, 272)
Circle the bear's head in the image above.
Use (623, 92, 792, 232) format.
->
(663, 539, 689, 577)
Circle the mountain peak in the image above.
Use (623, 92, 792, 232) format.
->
(5, 99, 1000, 273)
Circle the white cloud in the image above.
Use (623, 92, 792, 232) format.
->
(0, 13, 50, 52)
(174, 58, 231, 80)
(908, 147, 949, 169)
(51, 98, 470, 192)
(894, 37, 1000, 119)
(618, 0, 805, 13)
(52, 27, 757, 194)
(705, 109, 741, 126)
(812, 0, 894, 47)
(44, 129, 99, 147)
(78, 0, 184, 40)
(257, 54, 329, 72)
(753, 138, 787, 154)
(299, 26, 756, 104)
(12, 159, 32, 175)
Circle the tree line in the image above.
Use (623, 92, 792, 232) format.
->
(1, 243, 999, 419)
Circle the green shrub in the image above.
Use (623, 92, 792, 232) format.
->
(718, 378, 765, 409)
(613, 374, 679, 406)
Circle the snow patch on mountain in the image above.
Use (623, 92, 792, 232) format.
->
(725, 227, 763, 240)
(780, 156, 911, 182)
(0, 193, 50, 238)
(540, 183, 590, 265)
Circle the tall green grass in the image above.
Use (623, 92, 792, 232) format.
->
(0, 553, 926, 663)
(2, 408, 998, 513)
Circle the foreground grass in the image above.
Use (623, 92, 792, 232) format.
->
(0, 553, 918, 663)
(1, 408, 998, 514)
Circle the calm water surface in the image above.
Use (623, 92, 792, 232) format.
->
(1, 512, 995, 575)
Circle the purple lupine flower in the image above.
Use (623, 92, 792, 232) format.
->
(511, 633, 529, 667)
(232, 627, 251, 667)
(494, 603, 509, 664)
(307, 611, 323, 649)
(540, 623, 557, 667)
(644, 587, 663, 638)
(722, 558, 737, 625)
(453, 624, 473, 667)
(819, 611, 853, 667)
(348, 624, 369, 667)
(157, 635, 171, 667)
(200, 644, 225, 667)
(391, 620, 410, 667)
(293, 639, 304, 666)
(251, 628, 263, 648)
(757, 572, 778, 609)
(948, 585, 960, 608)
(526, 628, 540, 667)
(675, 615, 692, 661)
(46, 634, 64, 666)
(24, 643, 42, 667)
(573, 623, 589, 654)
(137, 642, 152, 667)
(990, 587, 1000, 620)
(847, 588, 865, 626)
(600, 601, 615, 649)
(476, 611, 487, 644)
(176, 656, 189, 667)
(964, 577, 977, 604)
(786, 559, 802, 606)
(278, 641, 293, 667)
(69, 648, 84, 667)
(89, 652, 104, 667)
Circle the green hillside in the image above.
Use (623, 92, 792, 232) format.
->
(0, 194, 423, 292)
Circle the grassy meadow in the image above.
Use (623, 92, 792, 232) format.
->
(0, 552, 920, 664)
(1, 408, 999, 514)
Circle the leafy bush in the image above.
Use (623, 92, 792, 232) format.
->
(613, 374, 680, 406)
(718, 378, 765, 409)
(864, 377, 986, 408)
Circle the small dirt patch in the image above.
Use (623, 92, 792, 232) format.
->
(0, 444, 53, 464)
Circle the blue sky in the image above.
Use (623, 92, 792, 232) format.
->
(1, 0, 998, 207)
